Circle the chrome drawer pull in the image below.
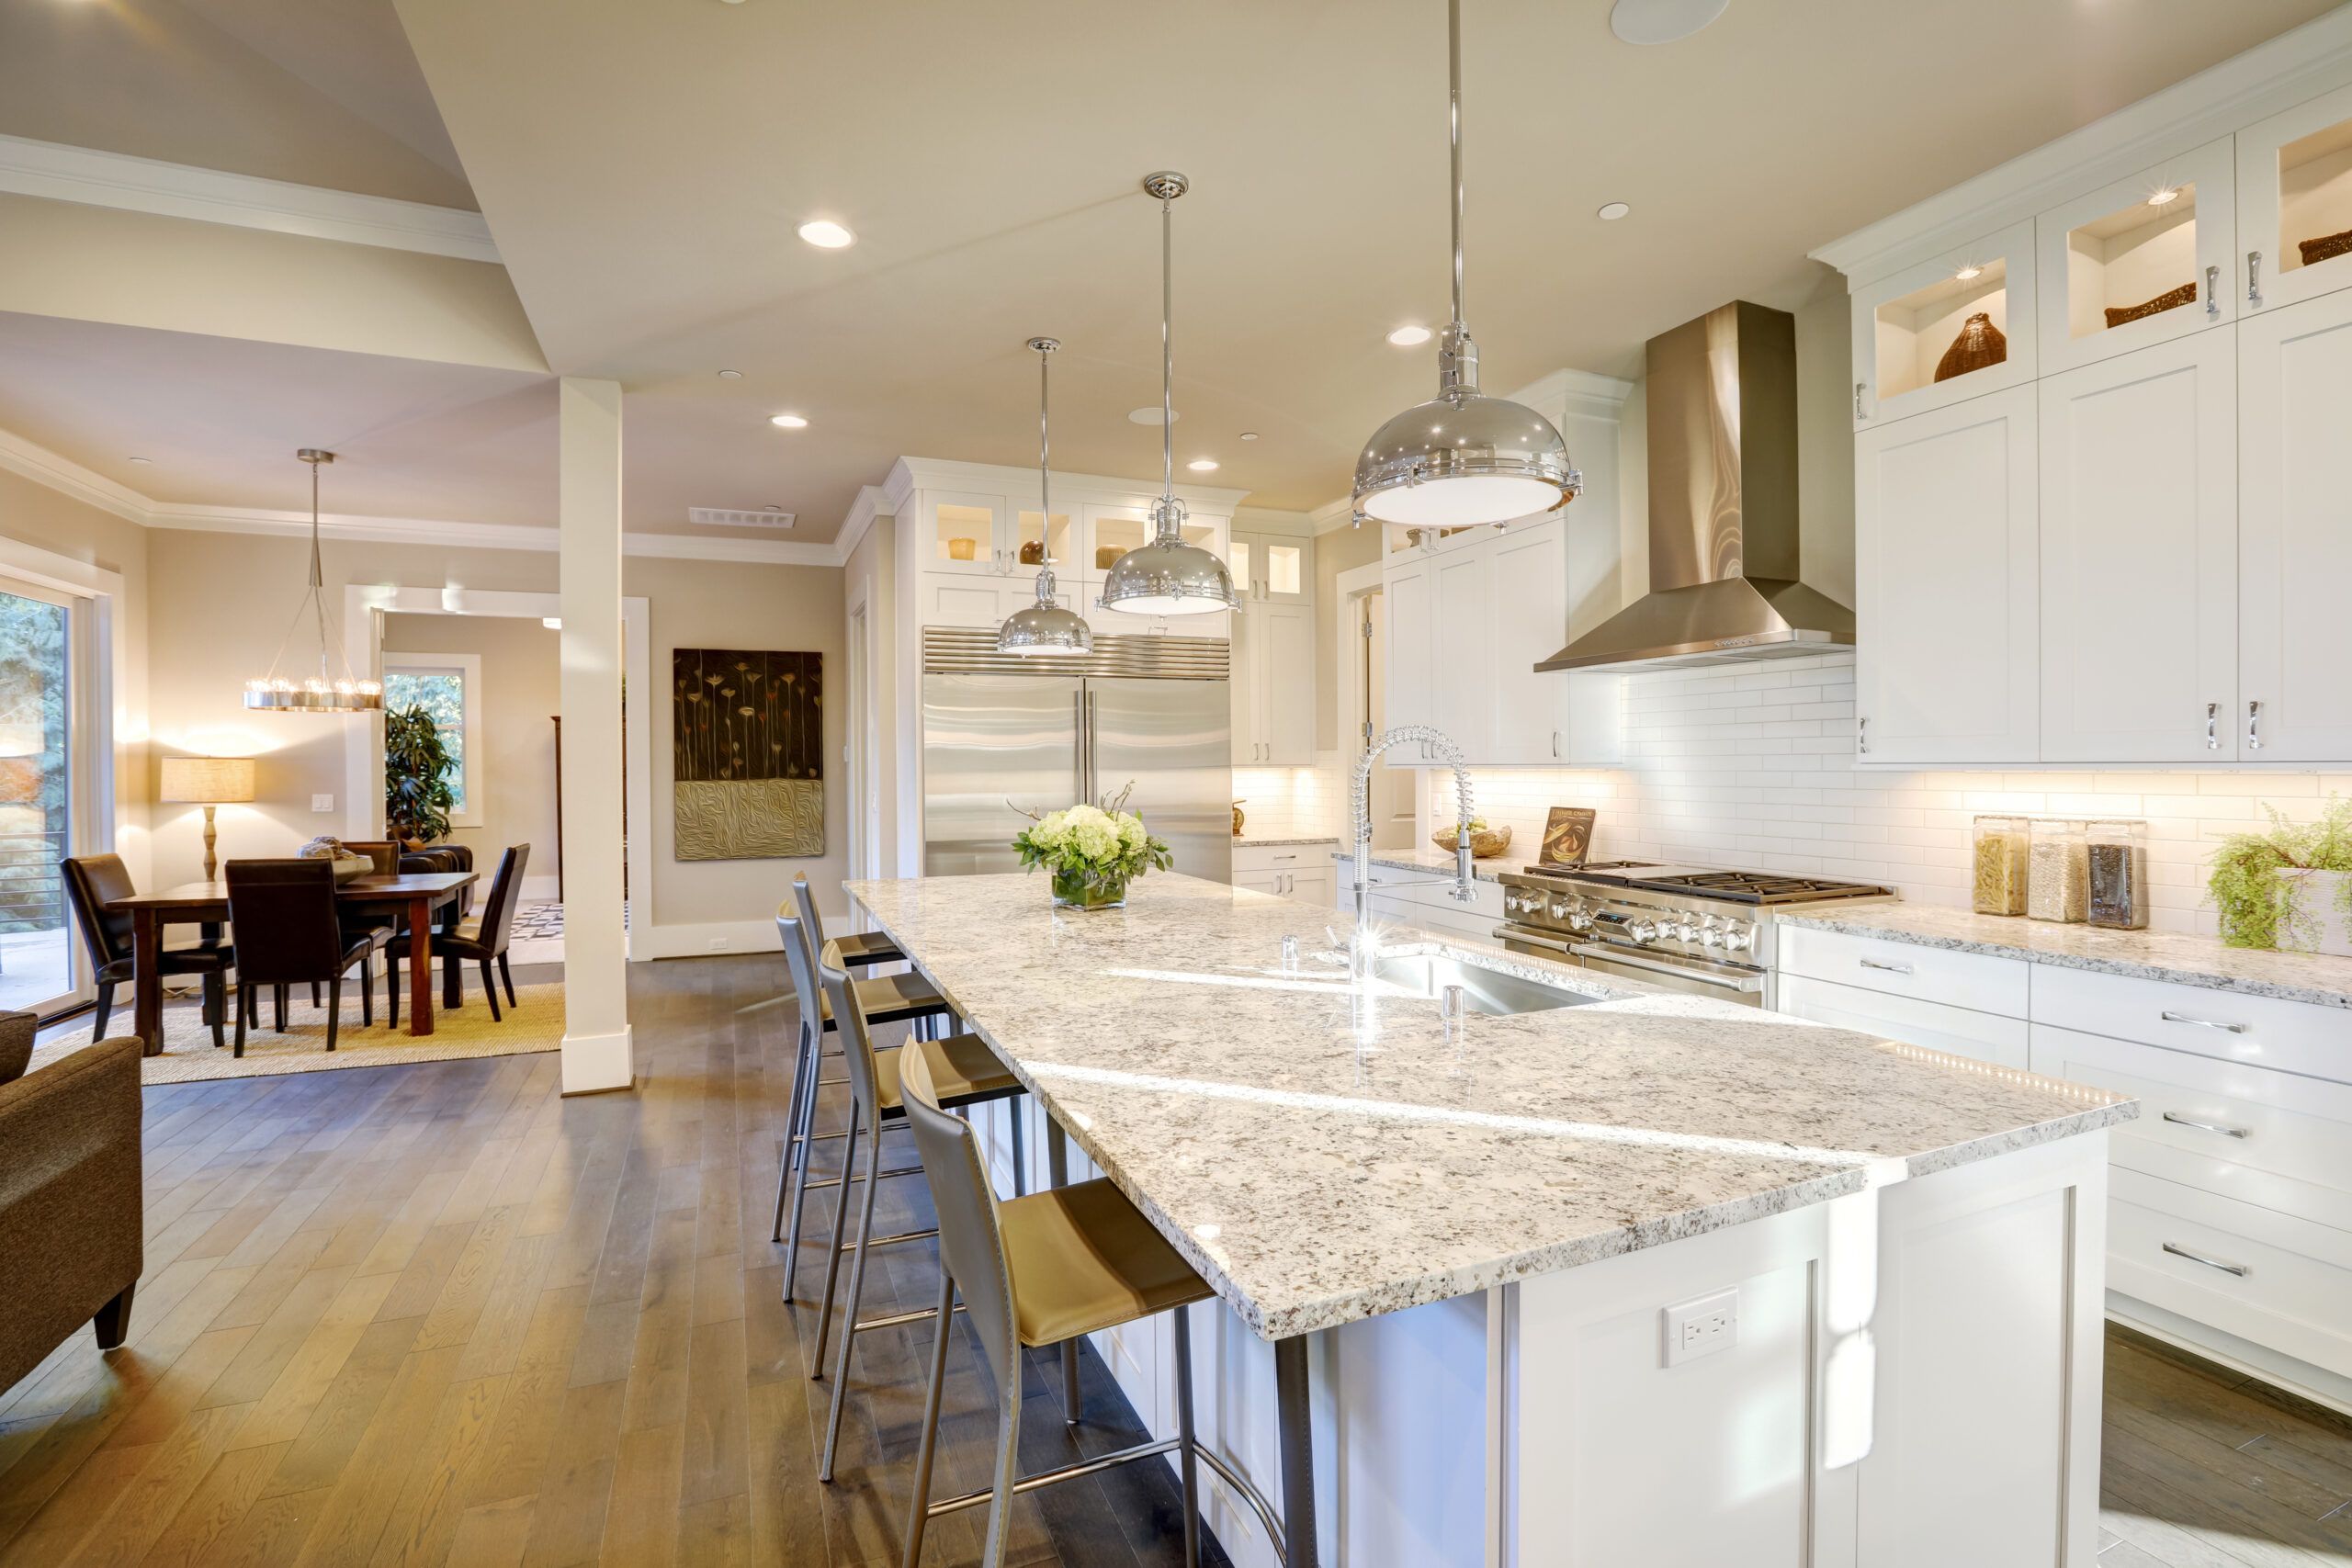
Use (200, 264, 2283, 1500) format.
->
(2159, 1010, 2249, 1034)
(2161, 1111, 2250, 1140)
(1859, 957, 1914, 976)
(2162, 1242, 2249, 1279)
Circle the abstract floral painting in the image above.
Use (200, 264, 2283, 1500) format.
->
(672, 649, 823, 860)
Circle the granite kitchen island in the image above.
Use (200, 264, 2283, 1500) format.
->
(846, 872, 2135, 1568)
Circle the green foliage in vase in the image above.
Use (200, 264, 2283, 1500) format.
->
(384, 705, 456, 845)
(1009, 780, 1173, 895)
(2207, 795, 2352, 948)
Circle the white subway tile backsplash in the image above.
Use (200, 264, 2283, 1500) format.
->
(1428, 651, 2349, 938)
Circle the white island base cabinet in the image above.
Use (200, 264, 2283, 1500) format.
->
(968, 1098, 2109, 1567)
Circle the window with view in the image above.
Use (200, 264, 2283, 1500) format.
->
(381, 654, 481, 824)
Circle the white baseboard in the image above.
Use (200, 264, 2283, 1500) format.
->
(631, 911, 846, 961)
(559, 1025, 633, 1094)
(521, 874, 561, 902)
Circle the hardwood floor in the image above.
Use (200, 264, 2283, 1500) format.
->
(0, 957, 1226, 1567)
(4, 953, 2347, 1565)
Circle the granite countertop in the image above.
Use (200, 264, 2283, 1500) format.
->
(1777, 904, 2352, 1011)
(1333, 845, 1510, 883)
(1232, 836, 1340, 848)
(846, 873, 2133, 1341)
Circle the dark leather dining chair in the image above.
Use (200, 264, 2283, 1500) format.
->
(61, 853, 233, 1050)
(223, 859, 391, 1056)
(390, 843, 527, 1022)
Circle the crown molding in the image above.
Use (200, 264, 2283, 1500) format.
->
(0, 426, 151, 525)
(1307, 496, 1360, 536)
(0, 133, 501, 264)
(882, 454, 1252, 514)
(1810, 7, 2352, 284)
(832, 484, 891, 566)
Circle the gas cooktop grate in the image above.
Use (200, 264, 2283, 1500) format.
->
(1634, 871, 1893, 905)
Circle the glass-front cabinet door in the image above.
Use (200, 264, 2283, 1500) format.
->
(1850, 220, 2037, 428)
(925, 492, 1007, 576)
(2035, 137, 2235, 374)
(1007, 507, 1076, 587)
(2238, 80, 2352, 316)
(1228, 530, 1310, 604)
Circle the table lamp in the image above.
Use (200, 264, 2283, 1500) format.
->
(160, 756, 256, 880)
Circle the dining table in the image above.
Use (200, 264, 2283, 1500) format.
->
(107, 870, 479, 1056)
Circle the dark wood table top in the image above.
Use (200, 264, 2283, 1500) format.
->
(108, 870, 478, 911)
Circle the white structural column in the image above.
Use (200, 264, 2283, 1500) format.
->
(557, 377, 633, 1092)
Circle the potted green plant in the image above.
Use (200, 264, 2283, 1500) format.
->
(1010, 782, 1172, 910)
(2207, 795, 2352, 954)
(383, 705, 456, 849)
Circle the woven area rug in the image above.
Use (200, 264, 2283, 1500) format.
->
(28, 982, 566, 1084)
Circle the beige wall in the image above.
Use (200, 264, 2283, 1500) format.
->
(0, 467, 153, 876)
(382, 611, 560, 895)
(142, 526, 847, 935)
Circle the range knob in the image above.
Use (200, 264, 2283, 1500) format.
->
(1547, 895, 1574, 920)
(1721, 920, 1754, 953)
(1625, 918, 1658, 944)
(1671, 919, 1700, 943)
(1504, 891, 1526, 915)
(1566, 904, 1594, 933)
(1697, 916, 1724, 949)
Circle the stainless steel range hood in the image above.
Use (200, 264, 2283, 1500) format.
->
(1538, 300, 1853, 672)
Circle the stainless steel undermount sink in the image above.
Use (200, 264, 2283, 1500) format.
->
(1368, 952, 1600, 1016)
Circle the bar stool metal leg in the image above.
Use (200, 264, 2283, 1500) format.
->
(899, 1270, 958, 1568)
(773, 1019, 816, 1244)
(1048, 1119, 1081, 1426)
(817, 1100, 887, 1480)
(808, 1102, 862, 1355)
(780, 1024, 829, 1298)
(1174, 1304, 1202, 1568)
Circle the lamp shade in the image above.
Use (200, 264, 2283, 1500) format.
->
(160, 756, 255, 804)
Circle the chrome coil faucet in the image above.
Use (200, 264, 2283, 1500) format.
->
(1351, 726, 1476, 930)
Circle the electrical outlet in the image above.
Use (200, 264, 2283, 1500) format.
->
(311, 794, 334, 812)
(707, 938, 729, 952)
(1661, 1288, 1738, 1368)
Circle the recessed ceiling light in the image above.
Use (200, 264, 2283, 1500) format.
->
(1187, 458, 1218, 471)
(1954, 264, 1983, 282)
(2147, 187, 2179, 207)
(1239, 432, 1260, 442)
(1610, 0, 1730, 45)
(1597, 201, 1632, 221)
(1127, 406, 1177, 425)
(128, 456, 152, 465)
(770, 412, 808, 428)
(797, 219, 854, 249)
(717, 368, 742, 379)
(1386, 324, 1432, 346)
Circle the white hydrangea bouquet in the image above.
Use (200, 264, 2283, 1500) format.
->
(1010, 781, 1173, 910)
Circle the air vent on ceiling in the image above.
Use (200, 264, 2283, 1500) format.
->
(688, 506, 797, 529)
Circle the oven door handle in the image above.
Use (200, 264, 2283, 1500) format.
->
(1570, 942, 1769, 993)
(1495, 925, 1577, 955)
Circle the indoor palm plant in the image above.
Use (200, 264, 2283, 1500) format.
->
(1011, 782, 1172, 910)
(383, 705, 457, 848)
(2207, 795, 2352, 953)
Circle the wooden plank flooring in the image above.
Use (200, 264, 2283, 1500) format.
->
(2, 958, 1226, 1568)
(3, 953, 2347, 1564)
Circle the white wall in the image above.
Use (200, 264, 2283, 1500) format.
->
(1426, 651, 2352, 939)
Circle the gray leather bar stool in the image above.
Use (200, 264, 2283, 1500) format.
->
(892, 1034, 1277, 1568)
(793, 872, 904, 970)
(810, 943, 1027, 1482)
(774, 903, 953, 1299)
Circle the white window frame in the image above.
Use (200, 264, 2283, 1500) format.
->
(380, 650, 483, 829)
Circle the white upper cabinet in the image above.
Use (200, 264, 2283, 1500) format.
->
(1227, 527, 1316, 766)
(2239, 287, 2352, 761)
(923, 491, 1012, 576)
(1486, 519, 1623, 766)
(1382, 551, 1436, 739)
(2036, 137, 2236, 376)
(2038, 331, 2238, 762)
(1431, 547, 1495, 762)
(1854, 383, 2040, 765)
(1852, 220, 2039, 430)
(1228, 529, 1312, 605)
(2238, 80, 2352, 316)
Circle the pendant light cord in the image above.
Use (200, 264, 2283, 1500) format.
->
(1159, 186, 1175, 532)
(1448, 0, 1466, 332)
(1039, 344, 1051, 525)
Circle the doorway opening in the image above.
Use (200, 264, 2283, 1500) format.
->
(0, 576, 93, 1016)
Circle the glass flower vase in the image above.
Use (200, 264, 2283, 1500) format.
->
(1050, 865, 1129, 910)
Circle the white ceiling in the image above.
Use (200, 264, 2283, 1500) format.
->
(1, 0, 2340, 541)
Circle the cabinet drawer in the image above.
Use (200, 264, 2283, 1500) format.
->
(1777, 975, 2028, 1069)
(1777, 926, 2030, 1016)
(2030, 1023, 2352, 1231)
(1232, 844, 1329, 874)
(2029, 965, 2350, 1080)
(2108, 1167, 2352, 1382)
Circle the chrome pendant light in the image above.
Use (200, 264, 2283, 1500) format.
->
(244, 449, 383, 713)
(996, 337, 1094, 656)
(1351, 0, 1579, 528)
(1098, 171, 1239, 616)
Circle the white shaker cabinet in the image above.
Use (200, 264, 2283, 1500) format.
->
(1382, 551, 1436, 743)
(2239, 286, 2352, 761)
(1854, 382, 2041, 765)
(2035, 137, 2237, 377)
(2237, 79, 2352, 317)
(1487, 518, 1623, 765)
(2038, 330, 2239, 762)
(1850, 219, 2039, 431)
(1431, 547, 1495, 762)
(1231, 598, 1316, 765)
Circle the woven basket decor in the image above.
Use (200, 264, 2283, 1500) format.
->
(2105, 281, 2197, 328)
(1430, 824, 1512, 859)
(2299, 227, 2352, 267)
(1933, 312, 2007, 382)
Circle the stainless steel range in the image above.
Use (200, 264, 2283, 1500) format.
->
(1494, 862, 1896, 1008)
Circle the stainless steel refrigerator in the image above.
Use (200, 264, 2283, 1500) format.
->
(921, 651, 1231, 884)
